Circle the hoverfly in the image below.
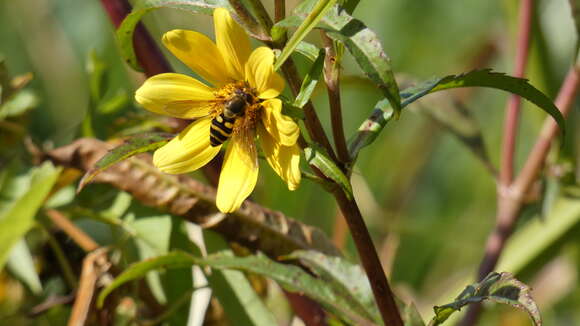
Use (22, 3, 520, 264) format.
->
(210, 88, 254, 147)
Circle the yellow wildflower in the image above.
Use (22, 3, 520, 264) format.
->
(135, 8, 301, 213)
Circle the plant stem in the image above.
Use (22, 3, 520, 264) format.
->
(244, 0, 273, 31)
(46, 209, 99, 252)
(499, 0, 534, 187)
(281, 59, 338, 162)
(275, 0, 285, 22)
(99, 0, 171, 77)
(333, 190, 403, 326)
(227, 0, 270, 40)
(461, 65, 580, 326)
(321, 32, 349, 164)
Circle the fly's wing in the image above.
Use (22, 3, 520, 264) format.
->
(231, 120, 258, 171)
(163, 100, 215, 119)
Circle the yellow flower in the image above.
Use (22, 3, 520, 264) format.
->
(135, 8, 301, 213)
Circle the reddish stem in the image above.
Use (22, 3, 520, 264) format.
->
(499, 0, 533, 187)
(461, 66, 580, 326)
(100, 0, 171, 77)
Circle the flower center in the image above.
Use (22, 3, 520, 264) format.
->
(209, 81, 261, 146)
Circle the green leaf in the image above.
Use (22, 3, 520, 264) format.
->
(0, 90, 38, 120)
(430, 272, 541, 326)
(338, 0, 360, 14)
(284, 250, 380, 322)
(203, 232, 279, 326)
(130, 212, 173, 304)
(293, 49, 325, 108)
(295, 41, 321, 62)
(418, 70, 565, 133)
(349, 70, 565, 160)
(117, 0, 228, 71)
(78, 133, 173, 191)
(100, 250, 377, 324)
(0, 162, 61, 269)
(274, 0, 337, 71)
(97, 251, 195, 307)
(194, 252, 378, 325)
(6, 239, 42, 294)
(277, 0, 401, 115)
(304, 145, 353, 200)
(347, 99, 394, 161)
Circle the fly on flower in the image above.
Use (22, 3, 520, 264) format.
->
(134, 8, 301, 213)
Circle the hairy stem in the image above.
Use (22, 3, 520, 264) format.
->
(499, 0, 534, 186)
(321, 32, 349, 164)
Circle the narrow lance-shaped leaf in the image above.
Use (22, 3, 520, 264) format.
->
(429, 272, 541, 326)
(78, 133, 173, 191)
(0, 162, 61, 269)
(349, 69, 566, 160)
(283, 250, 380, 322)
(99, 251, 379, 325)
(295, 41, 321, 62)
(273, 0, 337, 71)
(97, 252, 196, 307)
(276, 0, 401, 115)
(294, 49, 326, 108)
(116, 0, 228, 71)
(304, 145, 353, 200)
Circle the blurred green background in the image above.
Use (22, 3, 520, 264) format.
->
(0, 0, 579, 325)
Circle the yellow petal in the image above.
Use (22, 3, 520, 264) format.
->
(135, 73, 215, 118)
(245, 47, 285, 99)
(261, 99, 299, 146)
(216, 134, 259, 213)
(162, 30, 231, 86)
(153, 117, 221, 174)
(259, 126, 301, 191)
(214, 8, 251, 81)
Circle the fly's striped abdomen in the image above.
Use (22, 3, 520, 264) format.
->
(210, 114, 235, 146)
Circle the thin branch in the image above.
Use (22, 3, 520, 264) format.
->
(321, 32, 349, 164)
(45, 209, 99, 252)
(512, 67, 580, 197)
(461, 65, 580, 326)
(68, 248, 111, 326)
(499, 0, 534, 186)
